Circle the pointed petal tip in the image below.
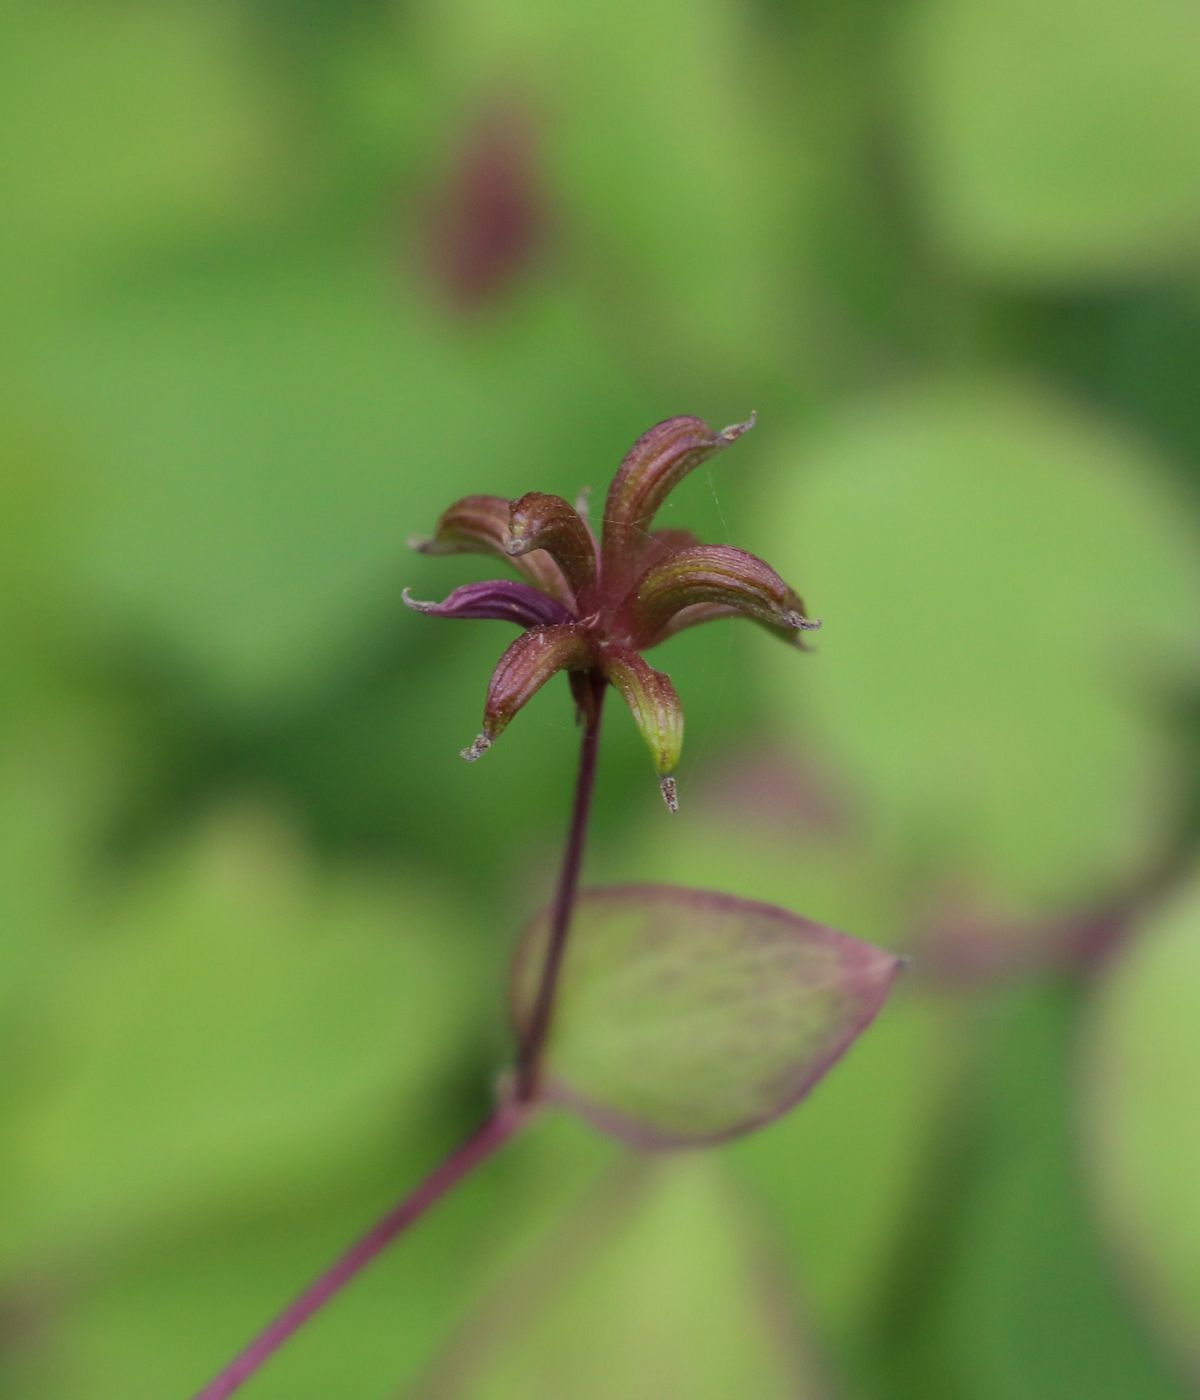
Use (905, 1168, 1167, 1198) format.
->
(783, 612, 822, 632)
(719, 410, 757, 442)
(401, 586, 436, 613)
(460, 733, 492, 762)
(660, 775, 679, 813)
(407, 533, 433, 553)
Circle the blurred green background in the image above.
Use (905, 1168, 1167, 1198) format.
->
(4, 0, 1200, 1395)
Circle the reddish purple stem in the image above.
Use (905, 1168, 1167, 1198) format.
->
(191, 1106, 525, 1400)
(514, 672, 606, 1100)
(193, 672, 606, 1397)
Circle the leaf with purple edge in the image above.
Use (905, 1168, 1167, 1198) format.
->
(510, 885, 903, 1148)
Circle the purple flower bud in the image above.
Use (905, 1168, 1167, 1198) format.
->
(409, 412, 814, 806)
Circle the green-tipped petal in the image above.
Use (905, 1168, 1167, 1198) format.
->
(602, 645, 684, 811)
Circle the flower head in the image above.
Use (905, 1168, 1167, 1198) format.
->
(406, 414, 820, 809)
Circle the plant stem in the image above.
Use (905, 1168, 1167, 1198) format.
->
(191, 1104, 526, 1400)
(194, 674, 604, 1398)
(515, 672, 607, 1101)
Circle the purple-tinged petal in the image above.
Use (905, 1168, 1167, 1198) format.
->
(601, 414, 755, 582)
(508, 492, 599, 606)
(509, 884, 905, 1147)
(624, 544, 819, 648)
(601, 646, 684, 812)
(403, 581, 573, 629)
(462, 624, 592, 761)
(410, 494, 573, 606)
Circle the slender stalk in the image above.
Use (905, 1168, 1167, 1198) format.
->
(515, 672, 607, 1100)
(194, 674, 604, 1398)
(192, 1105, 526, 1400)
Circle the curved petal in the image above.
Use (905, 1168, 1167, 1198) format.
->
(654, 601, 819, 652)
(602, 645, 684, 812)
(410, 495, 573, 607)
(461, 624, 592, 761)
(632, 526, 704, 575)
(601, 414, 755, 583)
(508, 492, 599, 606)
(624, 544, 820, 649)
(403, 581, 573, 629)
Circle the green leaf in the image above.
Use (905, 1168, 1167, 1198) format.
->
(5, 807, 478, 1268)
(1081, 870, 1200, 1378)
(756, 381, 1200, 950)
(25, 1114, 616, 1400)
(414, 1155, 826, 1399)
(510, 885, 902, 1147)
(903, 984, 1184, 1400)
(899, 0, 1200, 283)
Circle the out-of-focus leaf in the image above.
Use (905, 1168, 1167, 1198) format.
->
(734, 985, 968, 1347)
(1082, 870, 1200, 1381)
(898, 0, 1200, 284)
(593, 747, 969, 1336)
(0, 0, 292, 302)
(28, 1113, 616, 1400)
(757, 382, 1200, 952)
(900, 983, 1185, 1400)
(40, 247, 638, 710)
(414, 1155, 825, 1400)
(4, 807, 479, 1269)
(510, 885, 902, 1147)
(426, 0, 801, 381)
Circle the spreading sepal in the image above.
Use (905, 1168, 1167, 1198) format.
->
(602, 414, 755, 579)
(626, 544, 819, 648)
(410, 494, 572, 606)
(402, 581, 572, 630)
(462, 624, 592, 761)
(602, 646, 684, 811)
(508, 492, 598, 606)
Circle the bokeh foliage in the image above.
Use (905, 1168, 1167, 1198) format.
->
(3, 0, 1200, 1395)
